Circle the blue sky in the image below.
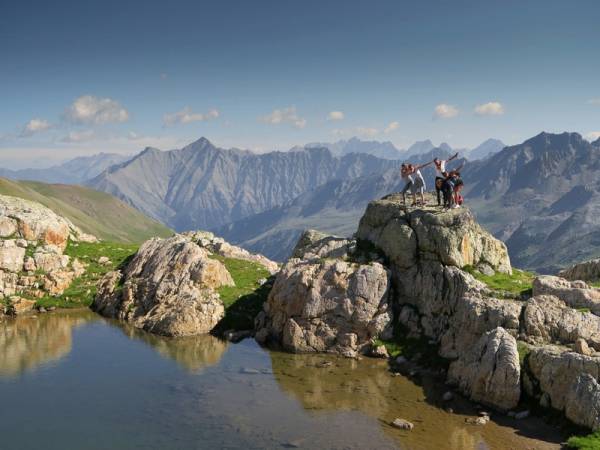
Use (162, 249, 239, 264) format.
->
(1, 0, 600, 167)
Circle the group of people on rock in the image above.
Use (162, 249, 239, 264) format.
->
(400, 152, 464, 208)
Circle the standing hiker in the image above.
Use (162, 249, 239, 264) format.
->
(408, 161, 433, 206)
(433, 152, 459, 206)
(400, 163, 414, 204)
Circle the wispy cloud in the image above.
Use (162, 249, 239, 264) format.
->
(327, 110, 344, 121)
(260, 106, 306, 129)
(20, 118, 51, 137)
(433, 103, 459, 119)
(474, 101, 505, 116)
(356, 126, 379, 137)
(588, 98, 600, 105)
(61, 129, 96, 143)
(384, 121, 400, 134)
(64, 95, 129, 125)
(163, 107, 219, 126)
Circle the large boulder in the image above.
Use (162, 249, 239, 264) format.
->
(526, 345, 600, 429)
(356, 195, 512, 274)
(447, 327, 521, 411)
(532, 275, 600, 314)
(559, 259, 600, 283)
(523, 295, 600, 349)
(93, 235, 233, 336)
(256, 258, 392, 356)
(291, 229, 355, 260)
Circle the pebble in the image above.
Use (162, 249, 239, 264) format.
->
(466, 416, 489, 426)
(391, 418, 414, 431)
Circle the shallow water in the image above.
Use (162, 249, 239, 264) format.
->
(0, 310, 564, 450)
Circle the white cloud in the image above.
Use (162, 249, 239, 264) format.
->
(586, 131, 600, 141)
(433, 103, 459, 119)
(327, 111, 344, 121)
(61, 129, 96, 143)
(65, 95, 129, 125)
(163, 107, 219, 126)
(20, 118, 51, 137)
(474, 101, 505, 116)
(384, 121, 400, 134)
(260, 106, 306, 129)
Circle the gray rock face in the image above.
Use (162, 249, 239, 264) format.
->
(256, 258, 392, 356)
(93, 235, 233, 336)
(533, 275, 600, 314)
(523, 295, 600, 349)
(559, 259, 600, 283)
(291, 229, 355, 261)
(356, 195, 512, 273)
(448, 327, 521, 411)
(526, 345, 600, 429)
(440, 295, 522, 359)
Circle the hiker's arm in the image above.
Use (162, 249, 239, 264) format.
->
(416, 161, 434, 170)
(448, 152, 459, 162)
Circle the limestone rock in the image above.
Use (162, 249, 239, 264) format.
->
(527, 345, 600, 429)
(291, 229, 355, 260)
(184, 230, 279, 274)
(33, 251, 70, 273)
(0, 240, 25, 272)
(532, 275, 600, 314)
(559, 259, 600, 283)
(574, 338, 593, 356)
(523, 295, 600, 348)
(565, 374, 600, 430)
(93, 235, 233, 336)
(440, 295, 522, 359)
(447, 327, 521, 411)
(257, 258, 392, 355)
(356, 196, 512, 274)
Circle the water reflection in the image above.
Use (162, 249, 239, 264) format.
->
(270, 352, 563, 450)
(0, 310, 93, 377)
(120, 324, 228, 372)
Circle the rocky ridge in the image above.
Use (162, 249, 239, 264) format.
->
(93, 233, 277, 337)
(0, 195, 97, 316)
(255, 194, 600, 431)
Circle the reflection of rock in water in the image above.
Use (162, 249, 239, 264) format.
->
(0, 310, 94, 377)
(121, 325, 228, 372)
(270, 352, 562, 450)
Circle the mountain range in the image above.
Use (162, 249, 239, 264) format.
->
(4, 132, 599, 273)
(0, 153, 130, 185)
(87, 138, 404, 231)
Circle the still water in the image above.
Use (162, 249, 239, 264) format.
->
(0, 310, 564, 450)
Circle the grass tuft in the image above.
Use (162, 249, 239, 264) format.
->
(34, 241, 138, 309)
(567, 431, 600, 449)
(464, 266, 534, 298)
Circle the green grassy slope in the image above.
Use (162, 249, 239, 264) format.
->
(0, 177, 172, 243)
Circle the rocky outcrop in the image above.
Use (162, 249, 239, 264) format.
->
(93, 235, 233, 336)
(0, 195, 94, 316)
(448, 327, 521, 411)
(526, 346, 600, 429)
(255, 257, 392, 357)
(356, 195, 512, 274)
(291, 229, 355, 260)
(532, 275, 600, 314)
(523, 295, 600, 349)
(559, 258, 600, 283)
(183, 230, 279, 274)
